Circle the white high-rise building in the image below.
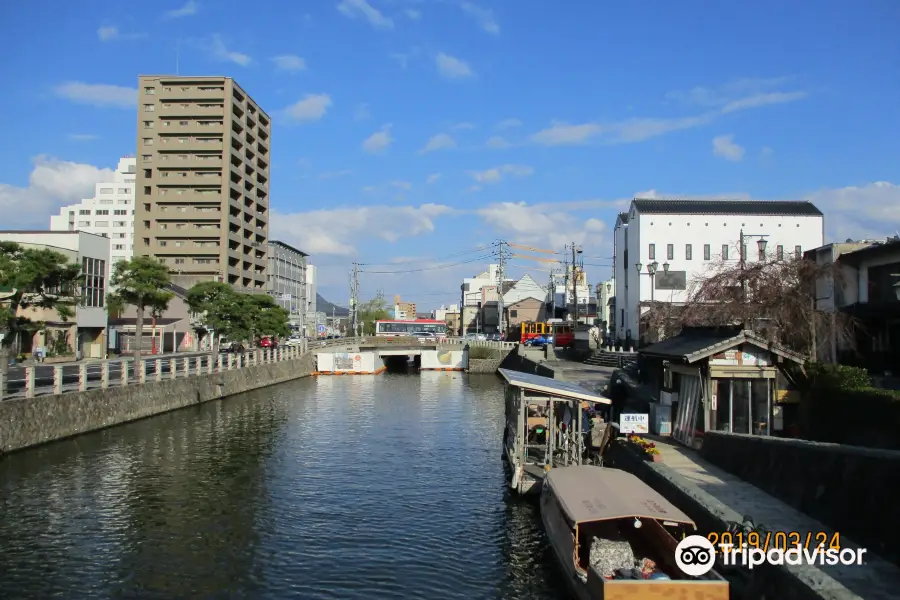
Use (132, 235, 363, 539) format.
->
(50, 156, 137, 282)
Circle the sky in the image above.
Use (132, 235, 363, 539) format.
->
(1, 0, 899, 309)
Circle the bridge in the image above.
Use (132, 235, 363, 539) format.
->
(311, 337, 516, 374)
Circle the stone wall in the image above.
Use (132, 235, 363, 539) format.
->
(700, 431, 900, 567)
(466, 358, 506, 374)
(0, 354, 314, 454)
(499, 347, 556, 378)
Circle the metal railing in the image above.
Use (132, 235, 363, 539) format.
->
(1, 337, 518, 401)
(1, 346, 306, 402)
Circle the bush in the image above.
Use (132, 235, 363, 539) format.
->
(807, 363, 872, 390)
(468, 346, 502, 359)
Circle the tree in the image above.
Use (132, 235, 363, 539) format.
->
(357, 296, 390, 336)
(244, 294, 290, 341)
(185, 281, 243, 354)
(107, 256, 174, 364)
(0, 242, 82, 394)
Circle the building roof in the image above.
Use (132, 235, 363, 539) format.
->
(615, 211, 629, 227)
(545, 466, 694, 526)
(499, 369, 611, 404)
(639, 327, 806, 364)
(269, 240, 309, 257)
(833, 238, 900, 266)
(631, 198, 823, 217)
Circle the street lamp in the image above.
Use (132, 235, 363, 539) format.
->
(635, 261, 659, 303)
(662, 262, 670, 274)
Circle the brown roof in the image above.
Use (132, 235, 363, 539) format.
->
(545, 466, 694, 526)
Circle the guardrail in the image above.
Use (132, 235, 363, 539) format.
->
(0, 346, 306, 402)
(312, 336, 517, 350)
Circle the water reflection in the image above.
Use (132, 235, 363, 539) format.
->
(1, 374, 568, 599)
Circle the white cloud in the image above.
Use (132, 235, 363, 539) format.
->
(530, 122, 603, 146)
(452, 122, 476, 130)
(804, 182, 900, 241)
(208, 34, 251, 66)
(336, 0, 394, 29)
(0, 156, 115, 227)
(362, 125, 394, 153)
(163, 1, 199, 19)
(272, 54, 306, 72)
(391, 180, 412, 191)
(712, 134, 744, 161)
(68, 134, 98, 141)
(469, 164, 534, 184)
(436, 53, 474, 79)
(460, 2, 499, 34)
(319, 169, 353, 179)
(354, 103, 371, 121)
(269, 203, 453, 255)
(426, 173, 441, 184)
(406, 8, 421, 19)
(283, 94, 332, 122)
(53, 81, 137, 108)
(477, 201, 607, 252)
(420, 133, 456, 154)
(530, 77, 807, 147)
(495, 118, 522, 130)
(485, 136, 512, 149)
(97, 26, 144, 41)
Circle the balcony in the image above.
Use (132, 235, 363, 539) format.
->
(159, 87, 225, 101)
(160, 103, 226, 117)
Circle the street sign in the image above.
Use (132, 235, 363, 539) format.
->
(281, 293, 292, 301)
(317, 324, 326, 333)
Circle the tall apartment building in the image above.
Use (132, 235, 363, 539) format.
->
(49, 156, 137, 282)
(133, 75, 270, 291)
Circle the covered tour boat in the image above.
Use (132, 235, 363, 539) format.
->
(499, 369, 612, 495)
(541, 465, 729, 599)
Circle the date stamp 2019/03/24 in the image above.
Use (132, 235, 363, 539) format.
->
(707, 530, 844, 553)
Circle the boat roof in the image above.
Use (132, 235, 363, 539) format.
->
(498, 369, 611, 405)
(545, 466, 695, 526)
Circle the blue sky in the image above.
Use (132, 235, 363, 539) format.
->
(1, 0, 899, 308)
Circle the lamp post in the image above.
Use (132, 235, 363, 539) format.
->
(635, 261, 659, 302)
(738, 229, 769, 329)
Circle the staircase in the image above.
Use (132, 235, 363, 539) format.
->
(584, 350, 638, 368)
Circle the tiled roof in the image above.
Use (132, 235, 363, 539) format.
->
(639, 326, 806, 364)
(632, 198, 823, 217)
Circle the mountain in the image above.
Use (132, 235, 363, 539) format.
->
(316, 293, 349, 317)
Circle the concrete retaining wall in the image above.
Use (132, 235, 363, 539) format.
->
(499, 346, 556, 378)
(467, 358, 505, 374)
(700, 431, 900, 567)
(0, 354, 314, 454)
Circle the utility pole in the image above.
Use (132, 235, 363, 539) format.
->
(350, 262, 360, 337)
(549, 269, 555, 319)
(563, 245, 570, 323)
(497, 240, 505, 336)
(572, 242, 578, 326)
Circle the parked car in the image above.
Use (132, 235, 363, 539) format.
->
(464, 333, 487, 341)
(222, 341, 245, 353)
(259, 336, 278, 348)
(410, 331, 436, 343)
(284, 337, 304, 348)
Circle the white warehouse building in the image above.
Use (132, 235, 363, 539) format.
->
(613, 198, 825, 345)
(49, 156, 136, 282)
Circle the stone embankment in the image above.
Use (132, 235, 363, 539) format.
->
(0, 351, 313, 455)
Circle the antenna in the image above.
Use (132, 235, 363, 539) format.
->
(175, 38, 181, 75)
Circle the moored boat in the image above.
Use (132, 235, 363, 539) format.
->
(541, 465, 729, 599)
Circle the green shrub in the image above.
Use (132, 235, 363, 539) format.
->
(807, 362, 872, 390)
(468, 346, 501, 359)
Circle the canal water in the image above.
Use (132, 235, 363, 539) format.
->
(0, 373, 569, 600)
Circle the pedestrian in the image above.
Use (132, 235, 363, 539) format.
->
(34, 345, 45, 363)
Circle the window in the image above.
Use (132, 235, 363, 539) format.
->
(722, 244, 729, 260)
(667, 244, 674, 260)
(118, 188, 129, 194)
(143, 104, 155, 112)
(113, 221, 126, 227)
(94, 221, 109, 227)
(143, 121, 154, 129)
(81, 257, 106, 308)
(174, 258, 186, 265)
(510, 309, 518, 318)
(118, 199, 130, 205)
(685, 244, 693, 260)
(79, 209, 90, 215)
(115, 233, 126, 239)
(703, 244, 711, 261)
(142, 154, 152, 162)
(776, 245, 784, 260)
(794, 245, 802, 259)
(648, 243, 656, 260)
(142, 138, 154, 146)
(114, 209, 128, 215)
(113, 244, 125, 250)
(77, 221, 91, 227)
(144, 87, 156, 95)
(100, 188, 113, 194)
(143, 169, 152, 178)
(98, 199, 113, 205)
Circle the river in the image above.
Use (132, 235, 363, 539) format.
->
(0, 372, 569, 600)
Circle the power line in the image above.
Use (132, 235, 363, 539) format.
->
(357, 244, 494, 267)
(358, 254, 493, 274)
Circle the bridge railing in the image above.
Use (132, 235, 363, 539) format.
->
(0, 346, 307, 402)
(312, 336, 516, 350)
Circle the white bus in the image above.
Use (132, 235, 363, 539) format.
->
(374, 319, 449, 339)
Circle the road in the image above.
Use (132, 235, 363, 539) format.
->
(2, 352, 212, 399)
